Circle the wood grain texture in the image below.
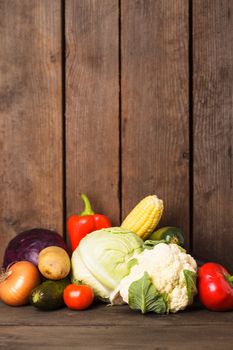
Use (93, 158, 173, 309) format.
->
(193, 0, 233, 269)
(0, 0, 63, 264)
(66, 0, 119, 226)
(0, 303, 233, 349)
(0, 301, 233, 327)
(1, 325, 233, 350)
(121, 0, 190, 245)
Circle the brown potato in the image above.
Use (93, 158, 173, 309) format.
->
(38, 246, 70, 280)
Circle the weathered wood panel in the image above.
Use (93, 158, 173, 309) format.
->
(0, 303, 233, 350)
(65, 0, 119, 227)
(1, 324, 233, 350)
(193, 0, 233, 269)
(0, 0, 63, 264)
(0, 0, 232, 267)
(1, 301, 233, 327)
(121, 0, 190, 245)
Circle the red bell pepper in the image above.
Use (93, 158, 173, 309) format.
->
(198, 262, 233, 311)
(67, 194, 111, 251)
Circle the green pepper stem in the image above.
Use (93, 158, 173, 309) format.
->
(224, 274, 233, 287)
(80, 194, 95, 216)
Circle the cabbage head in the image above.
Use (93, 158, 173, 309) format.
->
(71, 227, 143, 302)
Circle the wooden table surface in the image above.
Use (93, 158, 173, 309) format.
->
(0, 300, 232, 349)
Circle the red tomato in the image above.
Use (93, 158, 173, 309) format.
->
(63, 284, 94, 310)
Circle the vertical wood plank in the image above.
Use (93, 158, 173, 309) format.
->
(66, 1, 119, 224)
(193, 0, 233, 269)
(0, 0, 63, 263)
(121, 0, 190, 244)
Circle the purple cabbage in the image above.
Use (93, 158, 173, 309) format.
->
(2, 228, 70, 269)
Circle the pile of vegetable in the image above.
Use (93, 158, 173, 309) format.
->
(0, 194, 232, 313)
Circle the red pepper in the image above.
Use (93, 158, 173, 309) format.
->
(67, 194, 111, 251)
(198, 262, 233, 311)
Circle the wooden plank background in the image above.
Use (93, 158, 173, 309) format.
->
(193, 0, 233, 268)
(65, 0, 120, 229)
(121, 0, 189, 244)
(0, 0, 232, 270)
(0, 0, 63, 262)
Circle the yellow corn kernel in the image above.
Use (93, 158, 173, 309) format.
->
(121, 195, 164, 240)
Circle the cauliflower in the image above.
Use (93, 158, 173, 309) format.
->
(119, 243, 197, 313)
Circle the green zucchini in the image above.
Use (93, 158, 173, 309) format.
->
(30, 278, 70, 310)
(149, 226, 184, 247)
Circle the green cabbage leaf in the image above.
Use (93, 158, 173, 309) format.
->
(71, 227, 143, 302)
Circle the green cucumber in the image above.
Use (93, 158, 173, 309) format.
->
(30, 278, 70, 311)
(149, 226, 184, 247)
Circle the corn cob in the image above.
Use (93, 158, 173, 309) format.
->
(121, 195, 164, 240)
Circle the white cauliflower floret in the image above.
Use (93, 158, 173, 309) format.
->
(119, 243, 197, 313)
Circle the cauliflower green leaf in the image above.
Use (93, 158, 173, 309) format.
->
(143, 239, 186, 253)
(128, 272, 168, 314)
(143, 239, 167, 249)
(183, 269, 197, 304)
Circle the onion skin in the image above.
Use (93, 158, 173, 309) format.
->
(0, 261, 40, 306)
